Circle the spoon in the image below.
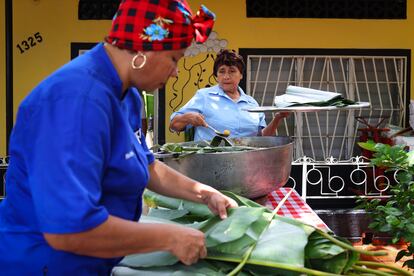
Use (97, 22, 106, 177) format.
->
(206, 125, 230, 137)
(206, 125, 233, 147)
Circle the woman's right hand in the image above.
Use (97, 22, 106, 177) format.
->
(183, 112, 207, 127)
(167, 224, 207, 265)
(170, 112, 207, 132)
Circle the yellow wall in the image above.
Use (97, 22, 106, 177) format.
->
(2, 0, 414, 153)
(1, 0, 111, 155)
(12, 0, 112, 114)
(189, 0, 414, 49)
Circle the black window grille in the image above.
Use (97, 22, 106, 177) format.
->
(246, 0, 407, 19)
(78, 0, 120, 20)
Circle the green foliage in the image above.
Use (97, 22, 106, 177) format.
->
(115, 191, 402, 275)
(357, 141, 414, 269)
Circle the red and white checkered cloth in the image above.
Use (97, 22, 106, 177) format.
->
(265, 188, 330, 231)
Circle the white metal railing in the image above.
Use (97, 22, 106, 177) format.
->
(0, 155, 394, 202)
(246, 55, 407, 161)
(287, 156, 395, 202)
(0, 156, 8, 199)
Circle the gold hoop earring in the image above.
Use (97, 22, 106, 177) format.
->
(131, 52, 147, 70)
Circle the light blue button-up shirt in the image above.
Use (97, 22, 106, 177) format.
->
(171, 85, 266, 141)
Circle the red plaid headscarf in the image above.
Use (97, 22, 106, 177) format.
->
(106, 0, 215, 52)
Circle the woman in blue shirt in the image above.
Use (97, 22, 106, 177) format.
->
(170, 49, 289, 141)
(0, 1, 237, 275)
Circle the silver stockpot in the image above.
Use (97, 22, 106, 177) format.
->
(155, 136, 293, 199)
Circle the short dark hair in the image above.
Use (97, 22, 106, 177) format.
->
(213, 49, 245, 77)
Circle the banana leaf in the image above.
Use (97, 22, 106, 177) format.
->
(305, 232, 357, 274)
(306, 232, 346, 259)
(120, 214, 312, 275)
(144, 190, 212, 218)
(205, 207, 265, 245)
(159, 142, 259, 156)
(114, 260, 251, 276)
(118, 191, 390, 275)
(220, 190, 269, 209)
(147, 208, 189, 221)
(288, 97, 356, 107)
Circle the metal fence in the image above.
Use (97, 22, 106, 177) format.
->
(0, 154, 395, 205)
(0, 157, 8, 199)
(246, 54, 408, 161)
(276, 155, 396, 210)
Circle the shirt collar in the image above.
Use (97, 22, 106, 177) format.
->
(208, 85, 253, 103)
(90, 43, 124, 100)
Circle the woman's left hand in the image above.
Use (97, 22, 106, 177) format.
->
(274, 112, 290, 119)
(148, 162, 238, 220)
(199, 187, 238, 219)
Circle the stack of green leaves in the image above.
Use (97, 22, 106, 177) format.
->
(158, 142, 261, 159)
(114, 190, 410, 276)
(289, 97, 356, 108)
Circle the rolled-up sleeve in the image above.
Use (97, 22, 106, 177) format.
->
(170, 90, 206, 130)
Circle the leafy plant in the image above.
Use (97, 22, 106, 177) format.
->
(358, 140, 414, 269)
(114, 190, 412, 275)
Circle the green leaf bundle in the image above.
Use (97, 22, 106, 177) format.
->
(114, 190, 408, 276)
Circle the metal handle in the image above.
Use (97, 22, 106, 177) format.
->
(153, 152, 176, 159)
(206, 124, 220, 134)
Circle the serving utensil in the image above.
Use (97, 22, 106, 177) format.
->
(205, 125, 233, 146)
(206, 125, 230, 137)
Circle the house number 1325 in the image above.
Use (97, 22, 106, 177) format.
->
(16, 32, 43, 54)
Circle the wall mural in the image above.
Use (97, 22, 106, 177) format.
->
(167, 32, 228, 140)
(168, 31, 228, 113)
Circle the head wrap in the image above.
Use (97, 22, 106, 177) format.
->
(106, 0, 215, 52)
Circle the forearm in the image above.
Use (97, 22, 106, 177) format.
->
(261, 114, 284, 136)
(169, 114, 190, 132)
(147, 160, 212, 204)
(170, 112, 207, 133)
(44, 215, 174, 258)
(261, 123, 278, 136)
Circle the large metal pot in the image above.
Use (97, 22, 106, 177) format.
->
(157, 136, 293, 199)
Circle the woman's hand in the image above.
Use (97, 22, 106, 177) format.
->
(167, 224, 207, 265)
(169, 112, 207, 132)
(274, 111, 290, 119)
(261, 112, 291, 136)
(44, 215, 206, 260)
(147, 162, 238, 219)
(198, 185, 238, 219)
(183, 112, 207, 127)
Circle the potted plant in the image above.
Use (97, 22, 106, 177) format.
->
(358, 140, 414, 269)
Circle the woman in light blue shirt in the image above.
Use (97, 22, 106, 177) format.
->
(170, 49, 289, 141)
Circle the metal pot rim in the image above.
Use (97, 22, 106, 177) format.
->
(155, 136, 293, 159)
